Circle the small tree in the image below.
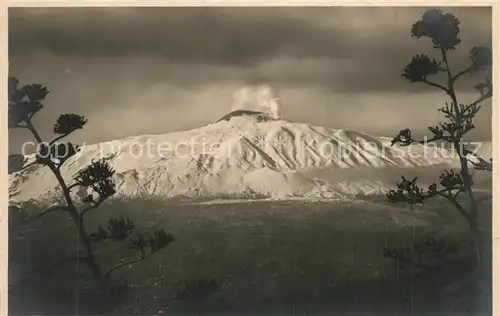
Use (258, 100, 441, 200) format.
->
(386, 9, 492, 266)
(8, 77, 174, 281)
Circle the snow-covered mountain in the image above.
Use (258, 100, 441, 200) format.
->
(9, 112, 492, 205)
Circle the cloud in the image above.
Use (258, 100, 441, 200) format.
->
(9, 7, 491, 91)
(8, 75, 492, 154)
(230, 84, 281, 118)
(9, 7, 491, 62)
(8, 7, 493, 152)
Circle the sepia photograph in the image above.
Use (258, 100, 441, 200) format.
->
(6, 5, 494, 314)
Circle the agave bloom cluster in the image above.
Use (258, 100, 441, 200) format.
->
(411, 9, 461, 50)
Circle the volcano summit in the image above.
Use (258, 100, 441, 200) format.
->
(9, 112, 492, 206)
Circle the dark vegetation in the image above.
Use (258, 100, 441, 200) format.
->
(8, 77, 175, 284)
(386, 9, 492, 269)
(9, 198, 492, 314)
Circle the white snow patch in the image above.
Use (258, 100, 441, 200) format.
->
(9, 116, 492, 205)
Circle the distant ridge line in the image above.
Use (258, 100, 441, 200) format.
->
(216, 110, 276, 123)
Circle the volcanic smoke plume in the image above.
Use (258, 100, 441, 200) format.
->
(230, 84, 281, 119)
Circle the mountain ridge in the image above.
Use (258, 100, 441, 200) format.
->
(9, 115, 492, 205)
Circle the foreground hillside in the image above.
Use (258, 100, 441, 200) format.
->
(9, 114, 492, 205)
(9, 197, 492, 314)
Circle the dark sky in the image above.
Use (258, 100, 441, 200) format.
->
(8, 7, 493, 153)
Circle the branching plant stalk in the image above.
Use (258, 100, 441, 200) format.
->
(9, 77, 175, 285)
(25, 119, 104, 279)
(440, 48, 481, 264)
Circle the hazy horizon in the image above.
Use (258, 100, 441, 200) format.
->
(8, 7, 493, 154)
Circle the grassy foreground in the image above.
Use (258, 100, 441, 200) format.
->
(9, 196, 492, 315)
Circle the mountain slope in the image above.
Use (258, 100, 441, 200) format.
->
(9, 114, 492, 204)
